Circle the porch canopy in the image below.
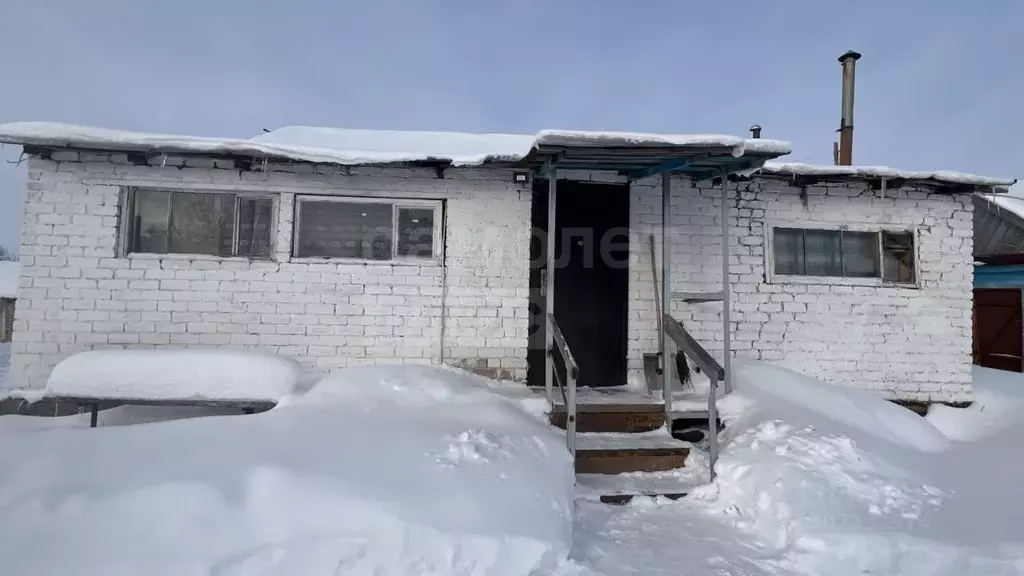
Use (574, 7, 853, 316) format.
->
(516, 130, 789, 181)
(513, 131, 792, 427)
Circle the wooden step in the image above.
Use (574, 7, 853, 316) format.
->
(574, 434, 690, 475)
(576, 472, 700, 505)
(549, 404, 664, 433)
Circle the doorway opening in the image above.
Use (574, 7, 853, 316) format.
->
(527, 180, 630, 388)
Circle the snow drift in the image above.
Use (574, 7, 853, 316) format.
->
(45, 348, 303, 402)
(684, 360, 1024, 575)
(0, 364, 574, 576)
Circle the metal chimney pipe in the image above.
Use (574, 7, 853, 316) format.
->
(749, 124, 762, 139)
(837, 50, 861, 166)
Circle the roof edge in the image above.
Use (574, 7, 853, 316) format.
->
(758, 161, 1015, 193)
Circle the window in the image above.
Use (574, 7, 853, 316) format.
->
(294, 197, 441, 261)
(772, 227, 915, 283)
(126, 189, 274, 258)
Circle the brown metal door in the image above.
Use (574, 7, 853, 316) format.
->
(974, 288, 1023, 372)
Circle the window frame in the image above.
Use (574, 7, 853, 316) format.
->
(291, 195, 443, 265)
(119, 187, 278, 260)
(765, 222, 920, 288)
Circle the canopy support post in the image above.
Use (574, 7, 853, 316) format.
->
(721, 169, 733, 394)
(544, 163, 557, 405)
(661, 172, 673, 413)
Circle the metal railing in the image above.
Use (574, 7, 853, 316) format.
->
(664, 313, 723, 482)
(547, 313, 578, 456)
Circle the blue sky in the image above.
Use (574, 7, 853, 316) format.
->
(1, 0, 1021, 254)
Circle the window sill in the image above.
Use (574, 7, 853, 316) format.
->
(126, 253, 275, 263)
(288, 256, 441, 268)
(767, 274, 919, 290)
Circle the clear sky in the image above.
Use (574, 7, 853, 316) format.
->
(1, 0, 1021, 255)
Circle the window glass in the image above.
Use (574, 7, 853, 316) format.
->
(397, 207, 435, 257)
(803, 229, 842, 276)
(773, 228, 804, 275)
(882, 231, 915, 283)
(168, 192, 234, 256)
(128, 190, 274, 258)
(773, 227, 913, 282)
(133, 189, 170, 254)
(237, 197, 274, 258)
(841, 231, 879, 277)
(296, 201, 393, 259)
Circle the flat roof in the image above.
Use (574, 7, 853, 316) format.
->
(0, 122, 790, 181)
(759, 161, 1015, 193)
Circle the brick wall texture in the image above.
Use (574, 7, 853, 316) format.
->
(11, 154, 531, 388)
(628, 176, 973, 403)
(11, 156, 973, 401)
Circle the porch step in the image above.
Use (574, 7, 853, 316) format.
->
(549, 404, 664, 433)
(576, 472, 701, 505)
(575, 434, 691, 474)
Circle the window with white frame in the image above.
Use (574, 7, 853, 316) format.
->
(125, 189, 275, 258)
(772, 227, 915, 283)
(293, 196, 441, 261)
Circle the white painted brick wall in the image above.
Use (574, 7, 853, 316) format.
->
(629, 176, 974, 403)
(12, 154, 531, 389)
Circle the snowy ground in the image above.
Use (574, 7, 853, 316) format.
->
(568, 363, 1024, 576)
(2, 359, 1024, 575)
(0, 364, 574, 576)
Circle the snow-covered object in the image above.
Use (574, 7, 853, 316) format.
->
(45, 348, 303, 402)
(0, 260, 18, 299)
(0, 121, 790, 168)
(0, 364, 573, 576)
(763, 160, 1016, 190)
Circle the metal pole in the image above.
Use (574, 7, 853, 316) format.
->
(708, 377, 719, 482)
(838, 50, 862, 166)
(544, 165, 557, 405)
(567, 370, 577, 456)
(661, 173, 672, 413)
(721, 170, 733, 394)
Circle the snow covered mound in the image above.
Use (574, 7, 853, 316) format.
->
(45, 348, 303, 402)
(0, 364, 573, 576)
(686, 360, 1024, 575)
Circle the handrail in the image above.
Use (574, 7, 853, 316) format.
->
(664, 315, 724, 381)
(663, 313, 721, 482)
(547, 313, 578, 456)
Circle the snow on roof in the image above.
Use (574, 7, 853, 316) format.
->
(0, 121, 790, 168)
(981, 193, 1024, 221)
(0, 261, 18, 299)
(531, 129, 790, 155)
(762, 161, 1016, 190)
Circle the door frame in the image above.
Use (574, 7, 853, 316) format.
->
(527, 179, 630, 388)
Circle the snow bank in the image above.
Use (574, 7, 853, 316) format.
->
(0, 261, 18, 299)
(45, 348, 303, 402)
(0, 364, 573, 576)
(681, 360, 1024, 574)
(927, 366, 1024, 441)
(0, 121, 789, 169)
(762, 161, 1016, 189)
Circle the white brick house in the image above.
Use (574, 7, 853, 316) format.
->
(0, 122, 1014, 403)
